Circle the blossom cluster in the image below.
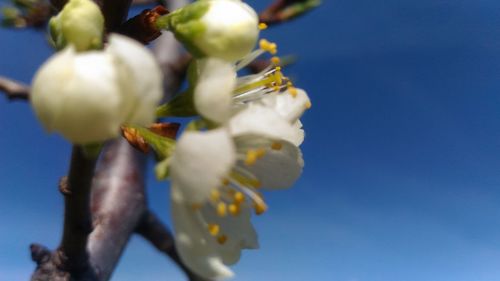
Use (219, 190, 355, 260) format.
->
(29, 0, 311, 279)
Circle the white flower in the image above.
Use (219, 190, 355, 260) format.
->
(193, 53, 311, 126)
(158, 0, 259, 62)
(49, 0, 104, 51)
(31, 34, 163, 144)
(169, 106, 304, 279)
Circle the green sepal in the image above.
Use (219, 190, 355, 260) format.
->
(156, 60, 201, 118)
(155, 1, 210, 58)
(128, 126, 176, 159)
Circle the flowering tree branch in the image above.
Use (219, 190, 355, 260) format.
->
(0, 76, 30, 101)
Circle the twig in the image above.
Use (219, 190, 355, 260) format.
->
(31, 146, 99, 280)
(116, 5, 169, 44)
(0, 76, 30, 101)
(259, 0, 320, 26)
(135, 211, 211, 281)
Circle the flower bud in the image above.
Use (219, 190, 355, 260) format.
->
(159, 0, 259, 61)
(31, 34, 163, 144)
(49, 0, 104, 51)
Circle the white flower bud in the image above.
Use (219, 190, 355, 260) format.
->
(160, 0, 259, 61)
(196, 0, 259, 61)
(31, 34, 163, 144)
(49, 0, 104, 51)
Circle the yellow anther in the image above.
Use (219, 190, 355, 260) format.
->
(271, 142, 283, 150)
(210, 189, 221, 201)
(305, 101, 312, 109)
(208, 224, 220, 236)
(271, 57, 281, 65)
(222, 178, 230, 186)
(273, 86, 280, 92)
(259, 39, 278, 55)
(250, 179, 262, 189)
(289, 87, 298, 98)
(233, 192, 245, 204)
(245, 150, 258, 166)
(217, 235, 228, 245)
(217, 202, 227, 217)
(228, 203, 241, 216)
(191, 203, 202, 210)
(256, 148, 266, 158)
(258, 23, 268, 30)
(254, 201, 268, 215)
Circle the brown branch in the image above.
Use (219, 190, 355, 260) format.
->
(87, 138, 148, 281)
(132, 0, 161, 6)
(31, 146, 99, 280)
(116, 5, 168, 44)
(0, 76, 30, 101)
(135, 211, 211, 281)
(259, 0, 320, 26)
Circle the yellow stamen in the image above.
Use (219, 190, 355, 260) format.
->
(222, 178, 230, 186)
(271, 142, 283, 150)
(217, 202, 227, 217)
(208, 224, 220, 236)
(289, 87, 298, 98)
(259, 39, 278, 55)
(244, 148, 266, 167)
(228, 203, 241, 216)
(233, 192, 245, 204)
(258, 23, 268, 30)
(305, 101, 312, 109)
(217, 235, 228, 245)
(254, 201, 268, 215)
(271, 56, 281, 65)
(210, 189, 221, 201)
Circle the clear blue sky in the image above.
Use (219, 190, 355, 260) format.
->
(2, 0, 500, 280)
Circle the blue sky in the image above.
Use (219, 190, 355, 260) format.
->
(2, 0, 500, 280)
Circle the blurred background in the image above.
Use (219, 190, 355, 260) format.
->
(2, 0, 500, 280)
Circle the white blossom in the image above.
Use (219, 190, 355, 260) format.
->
(169, 106, 304, 279)
(31, 34, 163, 144)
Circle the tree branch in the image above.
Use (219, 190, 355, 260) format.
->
(31, 146, 99, 280)
(87, 139, 148, 281)
(0, 76, 30, 101)
(135, 211, 211, 281)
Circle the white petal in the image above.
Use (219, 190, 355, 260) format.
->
(236, 137, 304, 189)
(107, 34, 163, 125)
(259, 88, 310, 123)
(194, 58, 236, 123)
(171, 186, 234, 280)
(31, 47, 124, 144)
(170, 128, 236, 203)
(201, 205, 259, 265)
(229, 105, 303, 146)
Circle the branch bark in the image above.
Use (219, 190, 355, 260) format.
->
(87, 139, 147, 281)
(31, 147, 98, 281)
(0, 76, 30, 101)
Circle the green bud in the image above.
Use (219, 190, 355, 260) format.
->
(49, 0, 104, 51)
